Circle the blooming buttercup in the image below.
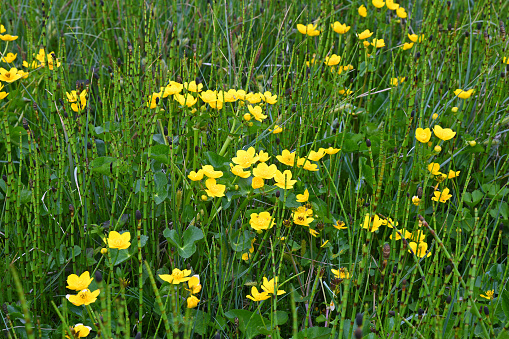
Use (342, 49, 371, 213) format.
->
(66, 289, 100, 306)
(104, 231, 131, 249)
(66, 271, 94, 291)
(331, 22, 350, 34)
(415, 128, 431, 143)
(433, 125, 456, 141)
(453, 88, 474, 99)
(432, 188, 452, 203)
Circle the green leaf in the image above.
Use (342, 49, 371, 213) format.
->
(163, 226, 204, 258)
(292, 327, 332, 339)
(229, 229, 253, 252)
(204, 151, 229, 168)
(224, 309, 271, 338)
(153, 172, 168, 205)
(90, 157, 117, 175)
(149, 144, 170, 164)
(502, 290, 509, 320)
(190, 310, 211, 336)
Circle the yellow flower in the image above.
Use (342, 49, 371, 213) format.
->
(100, 248, 108, 254)
(323, 147, 340, 154)
(243, 113, 252, 121)
(246, 286, 270, 301)
(415, 128, 431, 143)
(188, 169, 204, 181)
(390, 77, 406, 86)
(276, 149, 296, 166)
(103, 231, 131, 249)
(183, 81, 203, 92)
(396, 7, 407, 18)
(261, 277, 285, 295)
(249, 211, 275, 232)
(447, 170, 460, 179)
(453, 88, 474, 99)
(503, 57, 509, 64)
(0, 34, 18, 41)
(0, 25, 5, 33)
(242, 252, 251, 261)
(147, 92, 162, 109)
(204, 178, 226, 197)
(401, 42, 414, 50)
(201, 165, 223, 178)
(292, 206, 314, 226)
(161, 81, 183, 97)
(274, 170, 297, 189)
(258, 150, 270, 162)
(331, 267, 350, 280)
(390, 229, 412, 240)
(262, 91, 278, 104)
(252, 176, 264, 189)
(174, 93, 198, 107)
(338, 88, 353, 95)
(0, 67, 22, 83)
(296, 24, 320, 36)
(468, 140, 477, 147)
(68, 324, 92, 338)
(230, 164, 251, 178)
(66, 272, 94, 291)
(200, 89, 218, 103)
(297, 158, 319, 172)
(159, 268, 192, 284)
(480, 290, 495, 300)
(432, 187, 453, 203)
(23, 60, 41, 68)
(427, 162, 441, 175)
(296, 189, 309, 203)
(362, 214, 383, 232)
(246, 92, 262, 104)
(35, 49, 61, 70)
(307, 148, 326, 162)
(309, 229, 319, 237)
(451, 107, 459, 113)
(187, 295, 200, 308)
(320, 240, 329, 247)
(217, 89, 238, 102)
(363, 41, 371, 48)
(408, 242, 431, 258)
(325, 54, 341, 66)
(232, 147, 259, 168)
(386, 0, 399, 10)
(357, 29, 374, 40)
(372, 0, 385, 8)
(333, 220, 347, 230)
(1, 53, 17, 63)
(433, 125, 456, 141)
(412, 196, 421, 206)
(17, 69, 28, 79)
(269, 125, 283, 134)
(247, 105, 267, 121)
(252, 163, 277, 179)
(0, 83, 8, 100)
(331, 22, 351, 34)
(358, 5, 368, 17)
(66, 289, 100, 306)
(408, 34, 421, 42)
(186, 275, 202, 295)
(371, 38, 385, 48)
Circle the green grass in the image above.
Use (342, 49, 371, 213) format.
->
(1, 0, 509, 338)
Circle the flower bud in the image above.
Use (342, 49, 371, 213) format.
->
(136, 210, 142, 221)
(355, 313, 363, 326)
(95, 270, 103, 283)
(366, 139, 371, 147)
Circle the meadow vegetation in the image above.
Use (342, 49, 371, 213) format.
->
(1, 0, 509, 338)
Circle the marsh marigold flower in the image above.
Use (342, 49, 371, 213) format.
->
(296, 189, 309, 203)
(187, 295, 200, 308)
(408, 242, 431, 258)
(412, 196, 421, 206)
(276, 149, 296, 166)
(269, 125, 283, 134)
(261, 277, 285, 295)
(247, 105, 267, 121)
(296, 24, 320, 36)
(66, 271, 94, 291)
(386, 0, 399, 10)
(230, 164, 251, 178)
(2, 53, 17, 63)
(104, 231, 131, 249)
(0, 67, 22, 83)
(453, 88, 474, 99)
(358, 5, 368, 17)
(357, 29, 374, 40)
(201, 165, 223, 178)
(331, 268, 350, 280)
(390, 77, 406, 86)
(183, 81, 203, 92)
(447, 170, 460, 179)
(372, 0, 385, 8)
(159, 268, 192, 284)
(66, 289, 100, 306)
(188, 169, 204, 181)
(67, 324, 92, 338)
(432, 187, 452, 203)
(186, 275, 202, 295)
(362, 214, 383, 232)
(246, 286, 270, 301)
(308, 148, 326, 161)
(415, 128, 431, 143)
(480, 290, 495, 300)
(323, 147, 340, 154)
(174, 93, 198, 107)
(0, 34, 18, 41)
(249, 211, 275, 232)
(433, 125, 456, 141)
(333, 220, 347, 230)
(401, 42, 414, 50)
(262, 91, 278, 104)
(427, 162, 441, 175)
(252, 162, 277, 179)
(205, 178, 226, 197)
(396, 7, 407, 18)
(292, 206, 314, 226)
(325, 54, 341, 66)
(331, 22, 350, 34)
(232, 147, 259, 168)
(274, 170, 297, 189)
(252, 176, 264, 189)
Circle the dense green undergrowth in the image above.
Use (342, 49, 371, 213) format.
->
(1, 0, 509, 338)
